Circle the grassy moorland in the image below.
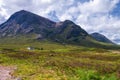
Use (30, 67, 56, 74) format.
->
(0, 38, 120, 80)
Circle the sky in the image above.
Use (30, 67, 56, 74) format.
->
(0, 0, 120, 44)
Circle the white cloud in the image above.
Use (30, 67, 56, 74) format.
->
(0, 0, 120, 44)
(78, 0, 119, 14)
(74, 0, 120, 43)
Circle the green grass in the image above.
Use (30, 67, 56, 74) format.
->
(0, 37, 120, 80)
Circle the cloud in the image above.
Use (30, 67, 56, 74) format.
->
(0, 0, 120, 44)
(47, 10, 60, 22)
(74, 0, 120, 43)
(79, 0, 119, 14)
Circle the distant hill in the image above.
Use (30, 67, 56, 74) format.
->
(91, 32, 114, 44)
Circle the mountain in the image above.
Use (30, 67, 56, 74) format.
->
(0, 10, 90, 41)
(50, 20, 89, 43)
(0, 10, 56, 38)
(90, 32, 114, 44)
(0, 10, 118, 49)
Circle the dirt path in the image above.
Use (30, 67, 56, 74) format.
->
(0, 66, 16, 80)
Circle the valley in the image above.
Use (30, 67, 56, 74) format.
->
(0, 39, 119, 80)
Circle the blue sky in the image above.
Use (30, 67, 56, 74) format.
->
(0, 0, 120, 44)
(111, 2, 120, 17)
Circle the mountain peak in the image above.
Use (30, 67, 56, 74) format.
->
(18, 10, 28, 12)
(91, 32, 114, 44)
(91, 32, 101, 35)
(15, 10, 28, 14)
(11, 10, 31, 16)
(14, 10, 31, 15)
(8, 10, 38, 21)
(8, 10, 55, 23)
(16, 10, 38, 14)
(63, 20, 74, 24)
(0, 10, 55, 37)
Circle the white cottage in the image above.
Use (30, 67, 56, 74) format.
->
(27, 47, 34, 50)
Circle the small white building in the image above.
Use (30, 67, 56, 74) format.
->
(27, 47, 34, 50)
